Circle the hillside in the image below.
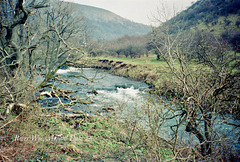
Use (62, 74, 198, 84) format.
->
(164, 0, 240, 36)
(151, 0, 240, 70)
(69, 3, 151, 40)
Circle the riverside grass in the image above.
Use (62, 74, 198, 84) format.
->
(77, 55, 203, 91)
(0, 104, 173, 161)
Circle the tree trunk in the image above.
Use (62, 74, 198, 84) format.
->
(186, 120, 212, 156)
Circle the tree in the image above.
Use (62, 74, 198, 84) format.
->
(0, 0, 48, 78)
(36, 0, 84, 88)
(0, 0, 86, 113)
(146, 39, 161, 60)
(152, 26, 240, 159)
(104, 35, 148, 58)
(229, 32, 240, 53)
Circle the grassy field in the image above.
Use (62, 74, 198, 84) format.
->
(93, 54, 201, 70)
(95, 55, 172, 69)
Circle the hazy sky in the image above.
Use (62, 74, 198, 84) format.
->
(61, 0, 196, 26)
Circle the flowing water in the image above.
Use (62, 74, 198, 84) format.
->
(40, 67, 240, 155)
(53, 67, 148, 113)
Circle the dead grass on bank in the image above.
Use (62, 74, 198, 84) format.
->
(0, 101, 175, 161)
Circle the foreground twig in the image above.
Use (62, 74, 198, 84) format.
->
(0, 112, 23, 130)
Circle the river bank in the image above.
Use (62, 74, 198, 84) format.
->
(69, 57, 169, 93)
(1, 107, 174, 161)
(1, 58, 238, 161)
(70, 56, 240, 104)
(69, 57, 240, 160)
(0, 65, 174, 161)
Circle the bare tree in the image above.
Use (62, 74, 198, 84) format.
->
(36, 0, 84, 88)
(0, 0, 87, 115)
(151, 24, 240, 159)
(148, 2, 240, 158)
(0, 0, 48, 78)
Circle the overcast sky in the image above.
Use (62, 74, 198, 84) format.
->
(60, 0, 196, 26)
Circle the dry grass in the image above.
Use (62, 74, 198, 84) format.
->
(0, 103, 174, 161)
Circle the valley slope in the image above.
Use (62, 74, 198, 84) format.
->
(68, 3, 151, 40)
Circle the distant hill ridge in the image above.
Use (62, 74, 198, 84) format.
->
(75, 4, 125, 22)
(68, 3, 151, 40)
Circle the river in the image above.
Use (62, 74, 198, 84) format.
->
(40, 67, 240, 156)
(53, 67, 148, 113)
